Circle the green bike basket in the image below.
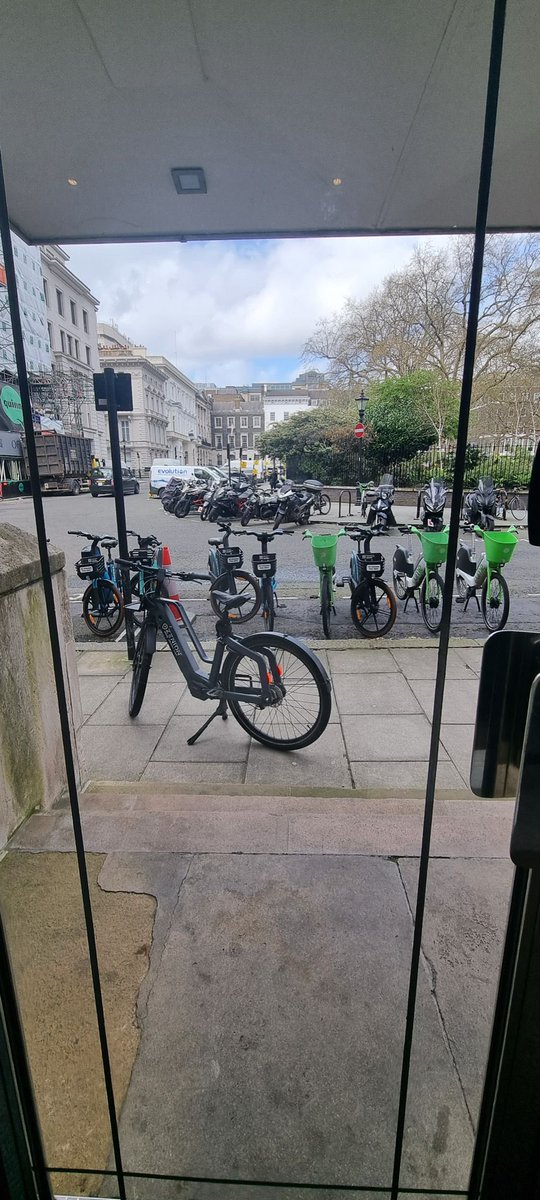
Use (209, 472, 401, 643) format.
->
(309, 534, 341, 568)
(419, 527, 449, 566)
(482, 528, 518, 566)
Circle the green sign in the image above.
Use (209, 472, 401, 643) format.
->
(0, 385, 24, 431)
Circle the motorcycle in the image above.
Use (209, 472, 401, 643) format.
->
(240, 486, 280, 526)
(462, 477, 497, 531)
(272, 479, 324, 529)
(161, 475, 188, 513)
(365, 474, 396, 530)
(207, 480, 252, 523)
(416, 477, 447, 531)
(173, 480, 207, 517)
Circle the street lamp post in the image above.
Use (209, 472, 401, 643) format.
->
(357, 390, 367, 496)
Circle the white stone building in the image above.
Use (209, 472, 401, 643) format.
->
(40, 246, 107, 458)
(0, 232, 51, 373)
(97, 325, 169, 473)
(146, 356, 198, 465)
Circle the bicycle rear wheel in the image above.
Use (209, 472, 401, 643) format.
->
(82, 578, 124, 638)
(129, 624, 153, 717)
(509, 493, 526, 522)
(210, 570, 261, 623)
(350, 579, 397, 638)
(481, 570, 510, 631)
(420, 570, 444, 634)
(321, 571, 332, 638)
(223, 632, 331, 749)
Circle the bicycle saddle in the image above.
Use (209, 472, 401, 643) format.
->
(211, 591, 253, 611)
(208, 538, 223, 547)
(101, 537, 118, 549)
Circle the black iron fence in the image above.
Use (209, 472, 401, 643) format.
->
(287, 439, 534, 490)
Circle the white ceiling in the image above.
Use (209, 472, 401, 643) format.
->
(1, 0, 538, 244)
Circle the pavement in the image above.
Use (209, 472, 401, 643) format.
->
(0, 637, 518, 1198)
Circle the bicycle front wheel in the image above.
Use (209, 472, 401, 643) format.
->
(481, 570, 510, 631)
(223, 632, 331, 749)
(509, 493, 526, 522)
(129, 624, 153, 717)
(261, 580, 275, 631)
(392, 567, 409, 601)
(321, 571, 332, 638)
(210, 570, 261, 623)
(351, 579, 397, 638)
(82, 578, 124, 638)
(318, 493, 332, 515)
(420, 570, 444, 634)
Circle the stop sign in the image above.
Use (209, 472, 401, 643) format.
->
(354, 422, 365, 439)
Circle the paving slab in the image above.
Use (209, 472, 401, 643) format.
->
(454, 646, 484, 674)
(88, 680, 186, 726)
(390, 647, 478, 680)
(79, 674, 120, 718)
(109, 854, 472, 1193)
(145, 651, 189, 683)
(341, 714, 439, 761)
(141, 761, 246, 785)
(439, 724, 475, 782)
(350, 759, 467, 792)
(78, 723, 165, 780)
(409, 677, 479, 725)
(151, 715, 250, 763)
(245, 724, 352, 788)
(77, 650, 129, 676)
(332, 672, 421, 716)
(326, 648, 399, 673)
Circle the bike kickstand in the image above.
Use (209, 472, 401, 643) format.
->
(187, 699, 228, 745)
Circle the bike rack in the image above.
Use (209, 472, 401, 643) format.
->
(338, 489, 354, 519)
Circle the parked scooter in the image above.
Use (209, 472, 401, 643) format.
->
(161, 475, 188, 513)
(206, 479, 252, 523)
(416, 478, 447, 530)
(173, 479, 207, 517)
(365, 474, 396, 530)
(240, 486, 280, 526)
(462, 477, 497, 530)
(272, 479, 325, 529)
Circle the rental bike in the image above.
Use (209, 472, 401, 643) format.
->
(237, 527, 294, 630)
(207, 522, 261, 623)
(339, 526, 397, 637)
(392, 526, 449, 634)
(117, 557, 331, 750)
(70, 529, 160, 637)
(455, 524, 518, 631)
(303, 527, 346, 638)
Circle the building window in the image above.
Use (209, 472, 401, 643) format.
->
(214, 416, 222, 428)
(82, 309, 89, 333)
(66, 334, 73, 356)
(253, 416, 261, 428)
(120, 419, 130, 442)
(251, 393, 260, 402)
(241, 434, 248, 448)
(70, 299, 77, 325)
(227, 416, 235, 427)
(85, 345, 91, 365)
(240, 416, 248, 428)
(74, 339, 80, 359)
(60, 330, 66, 352)
(216, 436, 222, 449)
(283, 412, 290, 421)
(56, 289, 63, 316)
(269, 411, 276, 422)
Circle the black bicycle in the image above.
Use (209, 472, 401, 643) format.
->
(207, 522, 261, 623)
(343, 526, 397, 638)
(118, 558, 331, 750)
(237, 527, 294, 630)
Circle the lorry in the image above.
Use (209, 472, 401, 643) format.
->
(23, 431, 92, 495)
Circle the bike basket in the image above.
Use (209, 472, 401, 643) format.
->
(76, 553, 105, 580)
(360, 551, 385, 574)
(482, 528, 518, 566)
(418, 528, 449, 565)
(253, 553, 276, 577)
(129, 547, 154, 565)
(221, 547, 243, 567)
(309, 535, 341, 568)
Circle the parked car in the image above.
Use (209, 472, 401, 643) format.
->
(90, 467, 140, 497)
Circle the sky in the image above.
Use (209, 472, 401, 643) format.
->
(63, 235, 431, 387)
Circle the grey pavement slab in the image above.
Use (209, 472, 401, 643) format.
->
(110, 854, 472, 1193)
(88, 680, 186, 726)
(409, 677, 479, 725)
(399, 857, 514, 1125)
(77, 650, 129, 676)
(79, 674, 119, 718)
(341, 714, 439, 761)
(145, 650, 188, 683)
(454, 646, 484, 674)
(245, 724, 352, 788)
(78, 723, 165, 781)
(439, 724, 475, 783)
(332, 672, 421, 716)
(150, 714, 251, 762)
(141, 761, 247, 785)
(326, 647, 399, 673)
(390, 647, 478, 679)
(350, 759, 466, 792)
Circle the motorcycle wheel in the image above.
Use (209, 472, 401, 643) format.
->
(208, 506, 219, 522)
(240, 507, 252, 527)
(200, 505, 209, 521)
(273, 511, 283, 530)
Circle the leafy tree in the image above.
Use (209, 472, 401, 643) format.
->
(366, 371, 459, 467)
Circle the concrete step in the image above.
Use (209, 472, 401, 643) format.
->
(10, 788, 514, 859)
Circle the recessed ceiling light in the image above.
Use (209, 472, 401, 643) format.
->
(333, 177, 343, 186)
(67, 178, 78, 186)
(171, 167, 207, 195)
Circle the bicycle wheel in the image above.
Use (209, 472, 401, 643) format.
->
(261, 580, 275, 631)
(321, 571, 332, 639)
(481, 570, 510, 631)
(351, 579, 397, 638)
(392, 567, 409, 601)
(129, 624, 153, 717)
(210, 570, 261, 623)
(509, 493, 526, 522)
(420, 570, 444, 634)
(223, 632, 331, 749)
(82, 578, 124, 638)
(318, 493, 332, 515)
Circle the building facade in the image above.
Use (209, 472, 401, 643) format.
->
(40, 245, 107, 458)
(0, 232, 51, 375)
(98, 325, 168, 473)
(206, 387, 264, 467)
(146, 356, 198, 465)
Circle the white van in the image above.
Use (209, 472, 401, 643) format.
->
(149, 460, 221, 497)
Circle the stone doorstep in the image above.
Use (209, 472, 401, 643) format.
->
(83, 779, 479, 801)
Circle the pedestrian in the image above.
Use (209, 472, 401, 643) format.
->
(269, 465, 279, 492)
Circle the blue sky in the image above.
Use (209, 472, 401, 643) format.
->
(65, 235, 426, 385)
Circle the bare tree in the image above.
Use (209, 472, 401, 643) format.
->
(304, 235, 540, 409)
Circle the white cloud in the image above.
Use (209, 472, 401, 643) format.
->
(64, 234, 438, 383)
